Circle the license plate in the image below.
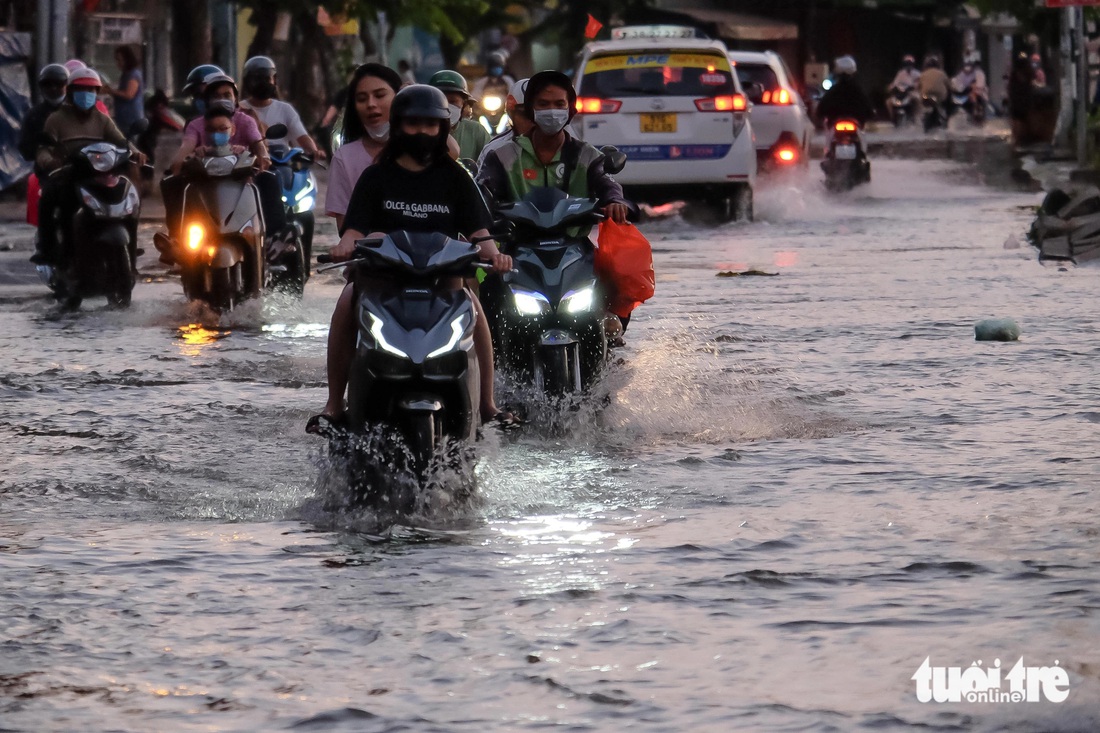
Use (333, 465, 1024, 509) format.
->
(836, 144, 857, 160)
(640, 113, 677, 133)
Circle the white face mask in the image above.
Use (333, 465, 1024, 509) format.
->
(533, 109, 569, 136)
(448, 104, 462, 126)
(366, 122, 390, 142)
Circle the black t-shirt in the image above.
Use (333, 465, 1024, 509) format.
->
(343, 157, 492, 238)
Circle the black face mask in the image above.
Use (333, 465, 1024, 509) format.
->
(252, 82, 276, 100)
(400, 133, 438, 165)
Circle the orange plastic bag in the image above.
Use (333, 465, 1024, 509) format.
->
(26, 173, 39, 226)
(595, 219, 655, 319)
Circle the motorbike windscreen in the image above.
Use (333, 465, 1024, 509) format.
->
(579, 52, 735, 100)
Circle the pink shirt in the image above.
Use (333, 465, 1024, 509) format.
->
(325, 138, 376, 218)
(182, 109, 262, 147)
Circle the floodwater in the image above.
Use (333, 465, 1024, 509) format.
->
(2, 159, 1099, 732)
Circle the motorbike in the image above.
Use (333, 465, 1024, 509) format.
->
(821, 119, 870, 193)
(172, 148, 267, 311)
(951, 86, 987, 125)
(482, 187, 609, 397)
(922, 95, 947, 133)
(314, 232, 485, 512)
(37, 141, 143, 310)
(267, 137, 317, 293)
(886, 86, 918, 126)
(477, 78, 511, 135)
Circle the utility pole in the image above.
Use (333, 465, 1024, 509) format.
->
(35, 0, 69, 73)
(1076, 6, 1089, 166)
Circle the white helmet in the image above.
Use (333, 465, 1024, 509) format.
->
(68, 67, 103, 88)
(509, 78, 529, 105)
(834, 55, 857, 75)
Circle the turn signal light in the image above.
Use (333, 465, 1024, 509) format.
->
(695, 94, 746, 112)
(834, 120, 858, 132)
(575, 97, 622, 114)
(186, 223, 204, 251)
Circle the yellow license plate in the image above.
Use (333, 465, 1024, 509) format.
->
(640, 113, 677, 133)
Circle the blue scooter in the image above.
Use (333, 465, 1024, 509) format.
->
(267, 141, 317, 292)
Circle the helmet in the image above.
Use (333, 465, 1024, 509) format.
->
(63, 59, 86, 74)
(902, 55, 915, 66)
(201, 72, 239, 99)
(509, 77, 529, 106)
(524, 70, 577, 119)
(488, 50, 507, 67)
(1030, 53, 1042, 64)
(68, 68, 102, 88)
(38, 64, 69, 85)
(834, 55, 857, 75)
(243, 55, 277, 78)
(390, 84, 451, 123)
(429, 69, 470, 98)
(183, 63, 224, 95)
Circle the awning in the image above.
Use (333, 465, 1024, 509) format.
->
(677, 7, 799, 42)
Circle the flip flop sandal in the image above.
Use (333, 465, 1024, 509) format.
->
(305, 413, 346, 437)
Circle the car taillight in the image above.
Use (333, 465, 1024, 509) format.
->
(575, 97, 622, 114)
(695, 94, 746, 112)
(776, 147, 798, 163)
(834, 120, 858, 132)
(761, 88, 792, 105)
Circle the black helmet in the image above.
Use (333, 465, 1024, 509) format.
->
(390, 84, 451, 123)
(38, 63, 69, 85)
(243, 55, 277, 78)
(524, 70, 577, 120)
(183, 64, 224, 95)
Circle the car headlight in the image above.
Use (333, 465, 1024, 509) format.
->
(512, 289, 550, 316)
(559, 285, 596, 314)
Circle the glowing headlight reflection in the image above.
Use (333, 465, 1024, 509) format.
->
(427, 314, 467, 358)
(560, 286, 595, 314)
(368, 313, 407, 357)
(513, 289, 550, 316)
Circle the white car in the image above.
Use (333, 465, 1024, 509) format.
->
(728, 50, 814, 172)
(572, 26, 756, 221)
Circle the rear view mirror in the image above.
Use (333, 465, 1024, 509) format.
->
(265, 123, 288, 140)
(600, 145, 627, 175)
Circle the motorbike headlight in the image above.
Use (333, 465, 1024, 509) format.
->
(293, 194, 315, 214)
(294, 176, 316, 202)
(369, 313, 408, 358)
(186, 223, 205, 252)
(482, 95, 503, 112)
(79, 186, 106, 216)
(559, 285, 596, 314)
(427, 314, 468, 359)
(87, 149, 117, 172)
(119, 186, 140, 217)
(512, 289, 550, 316)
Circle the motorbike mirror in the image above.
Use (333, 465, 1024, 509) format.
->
(265, 123, 289, 140)
(128, 118, 150, 137)
(600, 145, 627, 175)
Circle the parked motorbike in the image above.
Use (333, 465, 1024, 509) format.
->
(267, 137, 316, 293)
(821, 119, 870, 193)
(886, 86, 918, 126)
(37, 141, 143, 310)
(315, 232, 485, 512)
(173, 149, 266, 311)
(922, 95, 947, 133)
(483, 187, 609, 396)
(951, 87, 987, 125)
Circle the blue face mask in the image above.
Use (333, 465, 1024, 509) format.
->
(490, 66, 503, 77)
(210, 131, 231, 147)
(194, 98, 207, 115)
(72, 90, 97, 111)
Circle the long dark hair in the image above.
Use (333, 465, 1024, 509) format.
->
(115, 45, 139, 72)
(340, 63, 402, 144)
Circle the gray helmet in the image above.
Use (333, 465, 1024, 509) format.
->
(201, 72, 239, 100)
(243, 55, 277, 78)
(38, 63, 69, 85)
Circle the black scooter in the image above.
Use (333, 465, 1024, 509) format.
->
(37, 141, 143, 309)
(315, 232, 485, 513)
(821, 119, 870, 193)
(483, 187, 609, 396)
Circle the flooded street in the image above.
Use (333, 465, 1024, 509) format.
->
(2, 159, 1099, 731)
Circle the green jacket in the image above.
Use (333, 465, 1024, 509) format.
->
(452, 118, 490, 161)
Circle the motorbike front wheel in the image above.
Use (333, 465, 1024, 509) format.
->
(209, 265, 239, 312)
(106, 246, 135, 308)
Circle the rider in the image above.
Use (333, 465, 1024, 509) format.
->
(952, 60, 988, 114)
(181, 63, 224, 117)
(890, 55, 921, 93)
(429, 69, 490, 161)
(471, 51, 515, 101)
(32, 68, 146, 266)
(815, 55, 874, 128)
(310, 84, 515, 433)
(19, 64, 69, 172)
(476, 77, 532, 169)
(240, 55, 324, 160)
(918, 55, 951, 109)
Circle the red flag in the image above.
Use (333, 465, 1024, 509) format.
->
(584, 14, 603, 40)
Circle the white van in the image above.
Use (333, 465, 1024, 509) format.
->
(572, 26, 756, 221)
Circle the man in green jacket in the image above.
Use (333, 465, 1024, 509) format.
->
(429, 69, 490, 161)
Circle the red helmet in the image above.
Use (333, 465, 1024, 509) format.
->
(68, 67, 102, 88)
